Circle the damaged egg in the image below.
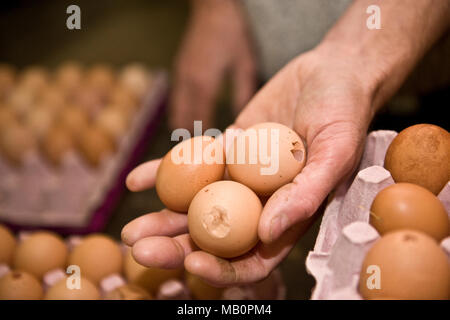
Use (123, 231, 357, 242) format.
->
(188, 180, 262, 258)
(226, 122, 306, 196)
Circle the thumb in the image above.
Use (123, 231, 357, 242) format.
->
(258, 135, 361, 243)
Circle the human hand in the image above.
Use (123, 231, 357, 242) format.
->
(170, 0, 256, 132)
(123, 46, 379, 286)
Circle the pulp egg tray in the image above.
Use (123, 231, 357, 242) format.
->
(0, 72, 168, 234)
(306, 130, 450, 300)
(0, 232, 286, 300)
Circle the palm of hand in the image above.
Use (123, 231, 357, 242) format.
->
(123, 52, 373, 286)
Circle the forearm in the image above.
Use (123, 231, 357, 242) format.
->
(315, 0, 450, 111)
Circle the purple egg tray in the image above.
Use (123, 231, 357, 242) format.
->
(306, 130, 450, 300)
(0, 72, 168, 234)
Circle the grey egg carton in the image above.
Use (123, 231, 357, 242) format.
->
(0, 72, 167, 230)
(306, 130, 450, 300)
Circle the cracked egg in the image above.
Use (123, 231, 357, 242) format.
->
(226, 122, 306, 196)
(188, 180, 262, 258)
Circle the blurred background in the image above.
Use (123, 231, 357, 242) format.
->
(0, 0, 448, 300)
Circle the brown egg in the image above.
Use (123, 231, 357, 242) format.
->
(185, 272, 223, 300)
(24, 105, 56, 139)
(227, 122, 306, 196)
(0, 107, 18, 128)
(13, 231, 68, 279)
(123, 250, 182, 294)
(73, 85, 105, 116)
(0, 123, 36, 166)
(68, 234, 122, 284)
(44, 276, 100, 300)
(104, 284, 152, 300)
(55, 61, 83, 93)
(95, 106, 130, 140)
(370, 183, 449, 241)
(86, 64, 115, 96)
(385, 124, 450, 194)
(0, 64, 16, 101)
(7, 86, 36, 117)
(156, 136, 225, 212)
(37, 85, 66, 113)
(119, 63, 150, 99)
(0, 224, 16, 265)
(188, 180, 262, 258)
(41, 125, 75, 166)
(58, 105, 90, 138)
(0, 270, 43, 300)
(20, 66, 49, 93)
(359, 230, 449, 300)
(109, 85, 138, 111)
(77, 125, 115, 167)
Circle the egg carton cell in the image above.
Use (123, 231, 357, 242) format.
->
(0, 71, 168, 233)
(306, 130, 450, 300)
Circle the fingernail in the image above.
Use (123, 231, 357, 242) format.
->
(121, 225, 132, 244)
(270, 214, 289, 242)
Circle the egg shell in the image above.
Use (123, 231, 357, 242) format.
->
(156, 136, 225, 212)
(0, 224, 16, 265)
(227, 122, 306, 196)
(384, 124, 450, 195)
(185, 272, 223, 300)
(188, 180, 262, 258)
(77, 124, 115, 167)
(44, 276, 100, 300)
(13, 231, 68, 279)
(123, 250, 183, 294)
(0, 270, 43, 300)
(104, 284, 152, 300)
(359, 229, 449, 300)
(370, 183, 449, 241)
(68, 234, 122, 285)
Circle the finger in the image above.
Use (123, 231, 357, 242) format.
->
(185, 220, 311, 286)
(126, 159, 161, 192)
(121, 209, 188, 246)
(132, 234, 198, 269)
(231, 51, 256, 115)
(170, 78, 196, 132)
(258, 132, 361, 243)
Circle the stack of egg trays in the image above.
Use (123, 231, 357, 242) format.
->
(0, 232, 286, 300)
(305, 130, 450, 300)
(0, 72, 168, 233)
